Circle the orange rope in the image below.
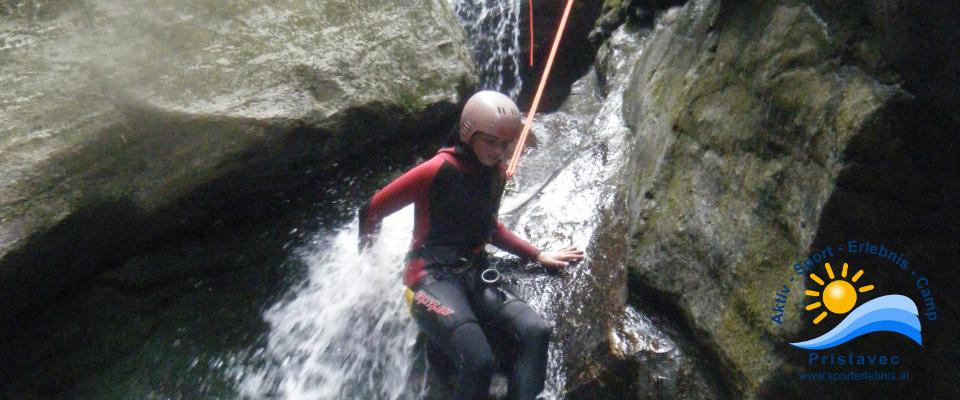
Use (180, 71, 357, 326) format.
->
(528, 0, 534, 67)
(507, 0, 575, 178)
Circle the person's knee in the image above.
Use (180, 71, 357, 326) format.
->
(466, 346, 496, 377)
(526, 318, 552, 345)
(461, 340, 495, 376)
(513, 312, 551, 349)
(502, 302, 553, 346)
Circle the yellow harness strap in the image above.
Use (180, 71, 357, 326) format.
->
(404, 287, 415, 313)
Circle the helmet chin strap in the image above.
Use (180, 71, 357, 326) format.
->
(506, 0, 576, 179)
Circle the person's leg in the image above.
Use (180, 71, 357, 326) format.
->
(410, 279, 495, 400)
(473, 284, 551, 400)
(497, 301, 551, 400)
(445, 322, 496, 399)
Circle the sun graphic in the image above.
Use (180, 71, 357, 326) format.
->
(803, 263, 874, 324)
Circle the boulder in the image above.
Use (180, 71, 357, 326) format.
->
(594, 0, 958, 397)
(0, 0, 477, 338)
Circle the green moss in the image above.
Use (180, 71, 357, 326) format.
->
(393, 85, 428, 115)
(716, 301, 761, 388)
(602, 0, 623, 12)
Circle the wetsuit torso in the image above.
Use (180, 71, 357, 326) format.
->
(359, 144, 549, 400)
(359, 144, 539, 288)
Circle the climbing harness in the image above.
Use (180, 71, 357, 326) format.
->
(480, 267, 502, 285)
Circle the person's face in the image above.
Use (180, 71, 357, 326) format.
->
(469, 131, 513, 166)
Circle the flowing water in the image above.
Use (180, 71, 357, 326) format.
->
(449, 0, 524, 99)
(237, 209, 420, 399)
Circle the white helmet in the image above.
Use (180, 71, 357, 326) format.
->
(459, 91, 522, 143)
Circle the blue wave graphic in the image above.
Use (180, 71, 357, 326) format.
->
(790, 294, 922, 350)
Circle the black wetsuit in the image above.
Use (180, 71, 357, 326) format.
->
(360, 144, 550, 400)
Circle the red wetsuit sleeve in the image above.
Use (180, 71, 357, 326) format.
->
(359, 158, 441, 246)
(491, 221, 540, 260)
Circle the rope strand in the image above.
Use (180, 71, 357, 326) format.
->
(507, 0, 576, 178)
(528, 0, 534, 67)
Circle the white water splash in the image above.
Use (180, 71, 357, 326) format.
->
(239, 207, 419, 400)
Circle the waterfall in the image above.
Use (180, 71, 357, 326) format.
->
(448, 0, 524, 99)
(239, 1, 639, 398)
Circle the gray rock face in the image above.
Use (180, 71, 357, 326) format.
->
(591, 0, 959, 398)
(0, 0, 476, 336)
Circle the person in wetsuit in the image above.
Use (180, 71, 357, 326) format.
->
(359, 91, 584, 400)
